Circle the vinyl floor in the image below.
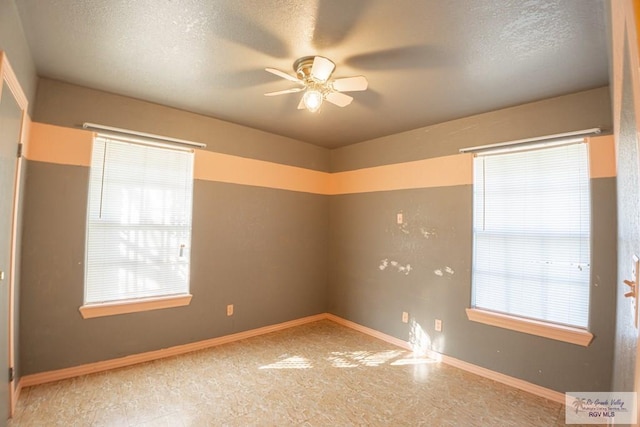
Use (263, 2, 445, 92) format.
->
(9, 320, 603, 426)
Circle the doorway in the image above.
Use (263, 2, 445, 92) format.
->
(0, 51, 29, 421)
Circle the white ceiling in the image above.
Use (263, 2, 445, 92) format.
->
(15, 0, 608, 149)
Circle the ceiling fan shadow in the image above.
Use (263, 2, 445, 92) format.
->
(345, 45, 453, 70)
(355, 89, 383, 109)
(217, 69, 276, 89)
(312, 0, 370, 49)
(279, 94, 303, 115)
(213, 8, 289, 59)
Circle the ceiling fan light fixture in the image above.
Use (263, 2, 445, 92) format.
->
(265, 55, 368, 112)
(303, 89, 323, 112)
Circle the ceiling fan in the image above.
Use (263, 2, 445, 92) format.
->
(264, 56, 368, 113)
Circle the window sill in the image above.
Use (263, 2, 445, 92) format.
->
(465, 308, 593, 347)
(79, 294, 193, 319)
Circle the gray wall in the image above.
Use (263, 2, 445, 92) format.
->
(328, 181, 616, 393)
(21, 77, 333, 374)
(612, 36, 639, 395)
(34, 78, 330, 172)
(0, 0, 37, 114)
(20, 162, 328, 374)
(330, 86, 612, 172)
(325, 85, 617, 393)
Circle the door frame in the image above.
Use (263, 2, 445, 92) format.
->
(626, 1, 640, 426)
(0, 51, 29, 417)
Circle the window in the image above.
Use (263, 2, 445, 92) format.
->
(81, 136, 194, 318)
(469, 142, 591, 342)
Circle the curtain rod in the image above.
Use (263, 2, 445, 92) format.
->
(459, 128, 601, 154)
(82, 122, 207, 149)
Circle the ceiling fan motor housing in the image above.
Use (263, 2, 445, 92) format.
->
(294, 56, 319, 79)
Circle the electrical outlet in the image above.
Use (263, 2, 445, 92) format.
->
(434, 319, 442, 332)
(227, 304, 234, 316)
(402, 311, 409, 323)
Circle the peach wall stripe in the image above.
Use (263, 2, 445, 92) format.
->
(27, 122, 94, 166)
(587, 135, 616, 178)
(194, 150, 331, 194)
(27, 123, 614, 195)
(329, 153, 474, 194)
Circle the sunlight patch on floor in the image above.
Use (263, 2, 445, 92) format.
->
(259, 355, 312, 370)
(390, 356, 437, 366)
(327, 349, 405, 368)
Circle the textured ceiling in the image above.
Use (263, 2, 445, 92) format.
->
(15, 0, 608, 149)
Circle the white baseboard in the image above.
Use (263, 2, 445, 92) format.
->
(20, 312, 565, 405)
(436, 353, 565, 403)
(20, 313, 326, 388)
(325, 313, 413, 350)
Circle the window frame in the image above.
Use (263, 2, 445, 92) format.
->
(466, 140, 594, 346)
(80, 135, 195, 319)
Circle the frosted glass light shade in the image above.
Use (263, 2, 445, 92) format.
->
(303, 90, 323, 112)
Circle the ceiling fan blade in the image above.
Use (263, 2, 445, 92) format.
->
(264, 87, 305, 96)
(332, 76, 368, 92)
(326, 91, 353, 107)
(311, 56, 335, 82)
(297, 97, 307, 110)
(265, 67, 301, 83)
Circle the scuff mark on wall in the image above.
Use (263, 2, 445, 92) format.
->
(392, 211, 438, 239)
(398, 264, 412, 275)
(434, 267, 455, 277)
(420, 227, 437, 239)
(379, 258, 412, 275)
(399, 222, 410, 234)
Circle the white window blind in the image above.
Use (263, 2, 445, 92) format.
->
(472, 142, 591, 328)
(85, 137, 194, 304)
